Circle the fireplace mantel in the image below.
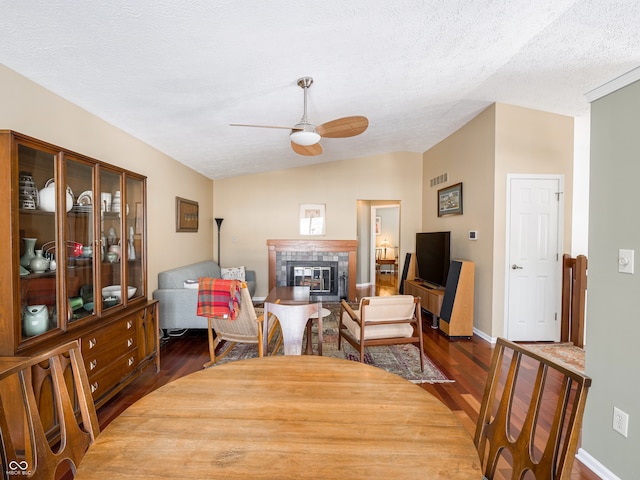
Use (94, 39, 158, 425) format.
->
(267, 239, 358, 301)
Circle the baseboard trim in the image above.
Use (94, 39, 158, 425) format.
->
(473, 327, 494, 344)
(576, 448, 621, 480)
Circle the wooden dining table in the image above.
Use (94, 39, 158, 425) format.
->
(75, 355, 481, 479)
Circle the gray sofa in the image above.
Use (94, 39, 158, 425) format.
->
(152, 260, 256, 332)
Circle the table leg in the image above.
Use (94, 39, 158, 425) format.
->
(305, 320, 314, 355)
(317, 314, 323, 356)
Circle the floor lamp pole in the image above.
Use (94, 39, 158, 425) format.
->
(215, 218, 224, 265)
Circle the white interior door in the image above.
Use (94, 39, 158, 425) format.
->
(506, 176, 562, 341)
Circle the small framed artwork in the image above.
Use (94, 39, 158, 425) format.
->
(176, 197, 199, 232)
(375, 216, 381, 235)
(300, 203, 326, 235)
(438, 182, 463, 217)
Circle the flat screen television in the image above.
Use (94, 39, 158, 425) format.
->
(415, 231, 451, 289)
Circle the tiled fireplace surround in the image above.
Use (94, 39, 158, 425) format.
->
(267, 240, 358, 302)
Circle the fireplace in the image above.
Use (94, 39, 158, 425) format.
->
(287, 261, 339, 297)
(267, 240, 358, 301)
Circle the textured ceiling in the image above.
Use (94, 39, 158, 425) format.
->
(1, 1, 639, 179)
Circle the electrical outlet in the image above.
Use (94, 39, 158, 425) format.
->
(613, 407, 629, 437)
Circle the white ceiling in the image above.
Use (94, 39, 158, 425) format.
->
(1, 1, 639, 180)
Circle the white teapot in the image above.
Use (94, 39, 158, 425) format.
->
(38, 178, 73, 212)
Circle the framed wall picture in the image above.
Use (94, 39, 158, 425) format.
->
(438, 182, 463, 216)
(299, 203, 326, 235)
(176, 197, 199, 232)
(375, 216, 381, 235)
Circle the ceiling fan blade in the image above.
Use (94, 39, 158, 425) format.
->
(230, 123, 301, 130)
(291, 141, 323, 156)
(316, 116, 369, 138)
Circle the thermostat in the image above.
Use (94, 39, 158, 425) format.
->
(469, 230, 478, 241)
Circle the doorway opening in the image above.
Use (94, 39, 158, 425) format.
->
(356, 201, 400, 296)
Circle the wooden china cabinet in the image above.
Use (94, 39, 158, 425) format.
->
(0, 130, 159, 409)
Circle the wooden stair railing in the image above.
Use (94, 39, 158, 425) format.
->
(561, 254, 587, 348)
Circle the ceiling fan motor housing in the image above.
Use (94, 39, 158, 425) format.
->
(290, 122, 320, 146)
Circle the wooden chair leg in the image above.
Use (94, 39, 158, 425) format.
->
(204, 340, 237, 368)
(266, 320, 283, 355)
(206, 318, 216, 365)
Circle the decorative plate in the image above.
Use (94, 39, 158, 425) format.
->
(77, 190, 92, 206)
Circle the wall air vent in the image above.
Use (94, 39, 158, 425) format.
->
(430, 172, 448, 187)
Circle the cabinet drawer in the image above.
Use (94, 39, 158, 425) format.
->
(88, 350, 139, 399)
(85, 330, 137, 379)
(422, 293, 443, 314)
(81, 316, 136, 356)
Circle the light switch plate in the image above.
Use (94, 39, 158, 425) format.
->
(618, 249, 634, 274)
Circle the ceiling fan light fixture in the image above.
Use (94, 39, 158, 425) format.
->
(290, 130, 321, 146)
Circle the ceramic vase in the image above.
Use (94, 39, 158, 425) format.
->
(20, 237, 37, 268)
(29, 249, 49, 273)
(111, 190, 121, 213)
(23, 304, 49, 337)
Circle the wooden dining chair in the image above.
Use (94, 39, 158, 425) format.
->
(474, 337, 592, 480)
(338, 295, 424, 371)
(0, 340, 100, 479)
(205, 283, 282, 367)
(263, 302, 323, 355)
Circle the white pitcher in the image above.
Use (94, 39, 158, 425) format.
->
(38, 179, 73, 212)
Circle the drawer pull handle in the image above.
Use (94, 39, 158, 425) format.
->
(89, 359, 97, 370)
(127, 320, 133, 329)
(88, 338, 97, 349)
(91, 382, 99, 393)
(127, 338, 134, 347)
(128, 356, 135, 367)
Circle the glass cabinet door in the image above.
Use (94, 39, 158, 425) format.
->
(17, 143, 60, 340)
(65, 157, 96, 322)
(100, 169, 124, 309)
(125, 176, 144, 301)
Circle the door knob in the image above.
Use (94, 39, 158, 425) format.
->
(511, 264, 523, 270)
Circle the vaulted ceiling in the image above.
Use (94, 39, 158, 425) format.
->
(1, 1, 639, 179)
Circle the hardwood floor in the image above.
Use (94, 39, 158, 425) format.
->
(96, 273, 598, 480)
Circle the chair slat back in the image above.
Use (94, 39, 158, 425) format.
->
(0, 340, 99, 479)
(474, 338, 591, 480)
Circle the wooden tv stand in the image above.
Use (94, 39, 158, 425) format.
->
(403, 259, 474, 338)
(403, 280, 444, 323)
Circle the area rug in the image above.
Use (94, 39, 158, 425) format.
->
(213, 303, 452, 384)
(521, 342, 585, 372)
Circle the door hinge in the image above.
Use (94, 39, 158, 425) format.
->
(555, 191, 563, 201)
(555, 312, 558, 321)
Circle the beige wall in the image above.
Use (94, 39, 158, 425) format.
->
(0, 64, 214, 294)
(213, 152, 423, 298)
(423, 103, 574, 338)
(422, 105, 496, 335)
(493, 103, 574, 337)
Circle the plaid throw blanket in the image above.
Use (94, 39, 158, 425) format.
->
(196, 278, 242, 320)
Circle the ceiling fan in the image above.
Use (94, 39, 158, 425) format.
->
(230, 76, 368, 156)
